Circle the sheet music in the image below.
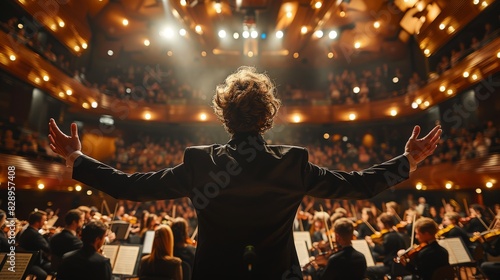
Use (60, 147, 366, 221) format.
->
(142, 231, 155, 254)
(438, 237, 472, 265)
(294, 239, 311, 267)
(352, 239, 375, 267)
(112, 245, 141, 275)
(0, 253, 32, 280)
(102, 245, 120, 268)
(293, 231, 312, 250)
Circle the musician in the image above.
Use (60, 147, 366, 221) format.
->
(49, 209, 85, 272)
(171, 217, 196, 280)
(396, 217, 449, 280)
(479, 217, 500, 279)
(308, 218, 367, 280)
(356, 207, 379, 240)
(365, 213, 407, 280)
(385, 201, 401, 226)
(57, 220, 112, 280)
(48, 66, 441, 279)
(466, 204, 489, 234)
(438, 212, 472, 250)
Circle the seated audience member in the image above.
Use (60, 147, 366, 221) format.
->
(49, 209, 84, 272)
(310, 218, 367, 280)
(139, 225, 183, 280)
(396, 217, 450, 280)
(57, 221, 112, 280)
(18, 210, 51, 280)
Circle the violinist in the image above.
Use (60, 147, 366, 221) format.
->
(396, 218, 449, 280)
(465, 204, 489, 234)
(304, 218, 367, 280)
(365, 213, 406, 280)
(438, 212, 472, 250)
(356, 207, 379, 240)
(479, 216, 500, 280)
(171, 217, 196, 279)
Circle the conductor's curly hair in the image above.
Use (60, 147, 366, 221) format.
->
(212, 66, 281, 134)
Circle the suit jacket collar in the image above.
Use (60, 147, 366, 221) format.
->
(228, 133, 266, 145)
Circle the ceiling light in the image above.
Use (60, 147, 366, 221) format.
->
(58, 92, 65, 97)
(472, 74, 478, 80)
(314, 1, 322, 9)
(292, 114, 301, 123)
(463, 71, 469, 78)
(144, 112, 152, 120)
(314, 30, 323, 38)
(323, 133, 330, 139)
(481, 1, 488, 7)
(293, 52, 299, 58)
(233, 32, 239, 39)
(43, 75, 49, 81)
(167, 51, 173, 56)
(18, 23, 23, 29)
(218, 30, 227, 38)
(122, 19, 129, 26)
(423, 101, 430, 107)
(214, 2, 222, 13)
(497, 51, 500, 58)
(348, 113, 356, 121)
(447, 26, 455, 33)
(390, 109, 398, 116)
(34, 77, 41, 83)
(327, 52, 334, 59)
(416, 182, 423, 190)
(276, 30, 284, 39)
(286, 12, 293, 18)
(424, 49, 430, 56)
(144, 39, 150, 46)
(74, 45, 80, 52)
(199, 113, 207, 121)
(411, 102, 418, 109)
(66, 89, 72, 95)
(447, 89, 454, 95)
(416, 98, 422, 104)
(473, 0, 479, 4)
(439, 85, 446, 92)
(250, 30, 258, 38)
(201, 51, 207, 57)
(373, 21, 380, 29)
(354, 42, 361, 49)
(38, 184, 45, 190)
(439, 23, 445, 30)
(179, 29, 187, 36)
(340, 11, 346, 17)
(242, 30, 250, 38)
(159, 28, 174, 38)
(328, 30, 338, 39)
(107, 50, 114, 56)
(445, 182, 452, 189)
(180, 0, 187, 6)
(87, 190, 93, 196)
(301, 26, 308, 34)
(195, 25, 203, 34)
(75, 185, 82, 191)
(9, 55, 16, 61)
(486, 182, 493, 188)
(59, 21, 65, 27)
(82, 102, 90, 109)
(247, 51, 254, 57)
(476, 188, 482, 194)
(91, 102, 98, 108)
(392, 77, 399, 83)
(82, 43, 88, 49)
(353, 87, 360, 93)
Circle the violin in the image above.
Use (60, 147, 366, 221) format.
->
(394, 243, 428, 266)
(302, 246, 342, 271)
(436, 224, 454, 238)
(370, 229, 389, 243)
(470, 229, 500, 243)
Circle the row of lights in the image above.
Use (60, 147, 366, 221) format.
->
(37, 183, 94, 195)
(415, 180, 495, 191)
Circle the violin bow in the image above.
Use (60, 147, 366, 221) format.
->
(463, 199, 470, 217)
(410, 213, 416, 248)
(320, 205, 334, 251)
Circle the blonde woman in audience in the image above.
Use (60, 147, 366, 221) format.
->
(139, 225, 183, 280)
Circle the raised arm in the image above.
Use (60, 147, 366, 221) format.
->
(404, 125, 442, 169)
(48, 118, 82, 166)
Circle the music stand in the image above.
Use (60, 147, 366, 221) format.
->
(110, 221, 131, 242)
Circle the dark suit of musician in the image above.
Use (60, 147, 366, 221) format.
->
(320, 245, 367, 280)
(18, 225, 52, 278)
(71, 134, 411, 280)
(403, 241, 449, 280)
(49, 229, 83, 271)
(57, 243, 112, 280)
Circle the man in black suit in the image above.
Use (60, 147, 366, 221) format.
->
(48, 66, 442, 280)
(397, 217, 450, 280)
(17, 210, 52, 280)
(57, 220, 112, 280)
(311, 218, 367, 280)
(49, 208, 84, 272)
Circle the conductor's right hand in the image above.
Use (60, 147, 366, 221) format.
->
(48, 118, 82, 159)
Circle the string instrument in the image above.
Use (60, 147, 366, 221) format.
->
(302, 246, 342, 271)
(470, 229, 500, 243)
(436, 224, 454, 239)
(394, 243, 428, 266)
(370, 229, 389, 244)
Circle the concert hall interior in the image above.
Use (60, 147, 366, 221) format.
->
(0, 0, 499, 279)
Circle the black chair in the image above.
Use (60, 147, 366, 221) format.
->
(181, 261, 192, 280)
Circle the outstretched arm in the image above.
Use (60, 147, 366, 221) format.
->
(48, 118, 82, 166)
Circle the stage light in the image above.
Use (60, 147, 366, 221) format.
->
(314, 30, 323, 38)
(179, 29, 187, 36)
(218, 30, 227, 38)
(107, 50, 114, 56)
(348, 113, 356, 121)
(144, 39, 150, 46)
(250, 30, 258, 39)
(329, 30, 338, 39)
(10, 55, 16, 61)
(242, 30, 249, 38)
(301, 26, 308, 34)
(276, 30, 284, 39)
(122, 19, 129, 26)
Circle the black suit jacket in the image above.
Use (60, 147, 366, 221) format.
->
(49, 229, 83, 271)
(18, 226, 50, 264)
(320, 246, 367, 280)
(72, 133, 410, 280)
(373, 231, 407, 267)
(404, 241, 449, 280)
(57, 244, 112, 280)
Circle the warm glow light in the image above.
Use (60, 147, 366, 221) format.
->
(66, 89, 72, 96)
(59, 21, 65, 28)
(354, 42, 361, 49)
(167, 51, 173, 56)
(107, 50, 114, 56)
(353, 87, 360, 93)
(179, 29, 187, 36)
(91, 101, 98, 108)
(293, 52, 299, 58)
(392, 77, 399, 83)
(314, 30, 323, 38)
(447, 26, 455, 33)
(292, 114, 301, 123)
(497, 51, 500, 58)
(447, 89, 454, 95)
(242, 30, 250, 38)
(323, 133, 330, 139)
(144, 112, 152, 120)
(199, 113, 207, 121)
(160, 28, 174, 38)
(423, 101, 430, 107)
(339, 11, 346, 17)
(87, 190, 93, 195)
(38, 184, 45, 190)
(214, 2, 222, 13)
(233, 32, 239, 39)
(247, 51, 254, 57)
(373, 21, 380, 29)
(144, 39, 150, 46)
(276, 30, 284, 39)
(122, 19, 129, 26)
(201, 51, 207, 57)
(43, 75, 49, 81)
(250, 30, 258, 38)
(472, 74, 478, 80)
(314, 1, 322, 9)
(348, 113, 356, 121)
(482, 1, 488, 7)
(59, 92, 65, 97)
(218, 30, 227, 38)
(9, 55, 16, 61)
(416, 182, 423, 190)
(424, 49, 430, 56)
(439, 23, 445, 30)
(82, 102, 90, 109)
(411, 102, 418, 109)
(82, 43, 87, 49)
(463, 71, 469, 78)
(34, 77, 41, 83)
(445, 182, 452, 189)
(390, 109, 398, 116)
(476, 188, 482, 194)
(473, 0, 480, 4)
(68, 186, 74, 191)
(486, 182, 493, 188)
(180, 0, 187, 6)
(18, 23, 23, 29)
(74, 45, 80, 52)
(416, 98, 422, 104)
(329, 30, 338, 39)
(327, 52, 334, 59)
(286, 12, 293, 18)
(75, 185, 82, 191)
(301, 26, 308, 34)
(439, 85, 446, 92)
(195, 25, 203, 34)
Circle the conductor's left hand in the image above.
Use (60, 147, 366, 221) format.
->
(48, 118, 82, 158)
